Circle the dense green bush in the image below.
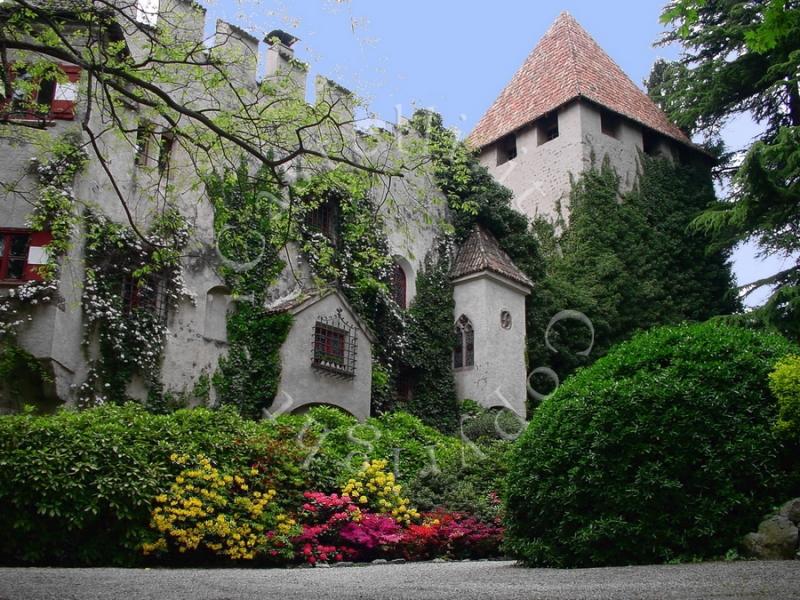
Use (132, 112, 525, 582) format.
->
(770, 354, 800, 438)
(0, 404, 473, 565)
(505, 321, 798, 567)
(406, 439, 510, 522)
(0, 405, 259, 565)
(277, 407, 463, 484)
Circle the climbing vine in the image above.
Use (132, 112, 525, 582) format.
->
(206, 164, 291, 419)
(78, 209, 191, 408)
(402, 240, 460, 433)
(407, 110, 547, 421)
(292, 167, 407, 414)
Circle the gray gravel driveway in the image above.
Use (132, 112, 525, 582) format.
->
(0, 560, 798, 600)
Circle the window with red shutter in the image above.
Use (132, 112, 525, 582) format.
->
(0, 229, 52, 283)
(0, 64, 79, 122)
(23, 231, 53, 281)
(50, 65, 81, 120)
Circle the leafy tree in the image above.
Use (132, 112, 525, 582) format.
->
(655, 0, 800, 334)
(0, 0, 407, 238)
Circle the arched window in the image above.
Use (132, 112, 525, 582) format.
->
(390, 261, 407, 308)
(453, 315, 474, 369)
(204, 286, 231, 342)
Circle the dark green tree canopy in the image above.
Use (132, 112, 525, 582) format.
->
(655, 0, 800, 334)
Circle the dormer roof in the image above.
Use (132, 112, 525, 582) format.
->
(467, 12, 691, 150)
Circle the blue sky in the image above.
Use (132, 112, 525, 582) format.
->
(209, 0, 784, 306)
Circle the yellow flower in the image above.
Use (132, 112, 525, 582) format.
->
(359, 495, 368, 504)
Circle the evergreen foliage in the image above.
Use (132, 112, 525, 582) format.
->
(402, 243, 460, 433)
(505, 321, 798, 567)
(536, 155, 740, 378)
(655, 0, 800, 334)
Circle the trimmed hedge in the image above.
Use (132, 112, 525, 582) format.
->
(0, 404, 469, 566)
(0, 405, 258, 565)
(505, 321, 798, 567)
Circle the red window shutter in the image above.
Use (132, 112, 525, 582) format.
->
(23, 230, 53, 281)
(50, 65, 80, 120)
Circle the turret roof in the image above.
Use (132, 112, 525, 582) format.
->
(468, 12, 691, 150)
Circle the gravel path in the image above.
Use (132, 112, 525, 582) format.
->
(0, 560, 797, 600)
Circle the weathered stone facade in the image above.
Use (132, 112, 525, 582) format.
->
(470, 12, 702, 223)
(0, 1, 531, 420)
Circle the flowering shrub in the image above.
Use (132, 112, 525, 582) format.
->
(401, 511, 504, 560)
(341, 459, 420, 524)
(143, 454, 298, 562)
(0, 405, 507, 566)
(293, 492, 362, 564)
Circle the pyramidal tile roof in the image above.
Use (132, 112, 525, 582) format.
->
(451, 225, 533, 289)
(468, 12, 691, 149)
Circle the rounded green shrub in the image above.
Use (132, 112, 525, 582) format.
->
(769, 354, 800, 437)
(505, 321, 797, 567)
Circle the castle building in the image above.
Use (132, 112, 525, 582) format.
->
(0, 0, 531, 419)
(468, 12, 708, 221)
(0, 7, 704, 421)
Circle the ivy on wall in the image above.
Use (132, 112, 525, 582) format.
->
(206, 164, 292, 419)
(402, 241, 460, 433)
(291, 167, 408, 415)
(407, 110, 547, 421)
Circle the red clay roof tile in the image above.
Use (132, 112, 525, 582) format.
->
(468, 12, 691, 149)
(451, 225, 533, 289)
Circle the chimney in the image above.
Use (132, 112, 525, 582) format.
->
(265, 30, 307, 98)
(214, 20, 259, 85)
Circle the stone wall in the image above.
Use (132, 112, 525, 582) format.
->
(452, 272, 529, 417)
(272, 292, 373, 420)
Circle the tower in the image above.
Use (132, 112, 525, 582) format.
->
(451, 225, 533, 417)
(468, 12, 704, 222)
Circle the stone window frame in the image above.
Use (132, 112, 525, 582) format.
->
(312, 308, 357, 378)
(496, 132, 518, 166)
(390, 261, 407, 309)
(453, 314, 475, 370)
